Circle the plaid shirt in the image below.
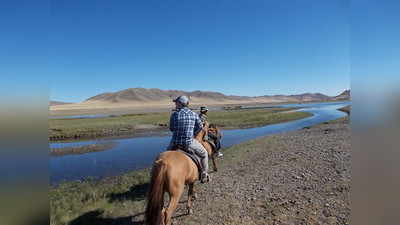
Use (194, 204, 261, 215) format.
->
(169, 107, 203, 146)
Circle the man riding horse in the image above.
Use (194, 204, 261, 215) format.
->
(145, 98, 222, 225)
(199, 106, 223, 157)
(167, 96, 210, 183)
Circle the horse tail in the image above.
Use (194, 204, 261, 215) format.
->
(145, 158, 167, 225)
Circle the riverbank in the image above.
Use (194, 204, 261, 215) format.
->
(50, 116, 350, 225)
(50, 142, 117, 157)
(49, 107, 311, 142)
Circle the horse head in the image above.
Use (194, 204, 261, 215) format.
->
(208, 123, 222, 139)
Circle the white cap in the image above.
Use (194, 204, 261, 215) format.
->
(173, 95, 189, 105)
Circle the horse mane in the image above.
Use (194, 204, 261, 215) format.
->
(195, 122, 209, 140)
(209, 123, 217, 128)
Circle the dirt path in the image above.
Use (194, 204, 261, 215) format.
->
(131, 118, 350, 225)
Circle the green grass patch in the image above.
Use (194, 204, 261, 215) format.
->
(49, 112, 170, 141)
(207, 108, 311, 129)
(50, 169, 150, 225)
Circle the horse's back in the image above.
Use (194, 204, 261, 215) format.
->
(159, 150, 189, 163)
(158, 151, 198, 183)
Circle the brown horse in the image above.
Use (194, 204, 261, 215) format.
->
(144, 122, 222, 225)
(202, 123, 223, 172)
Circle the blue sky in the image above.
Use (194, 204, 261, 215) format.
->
(351, 0, 400, 86)
(2, 0, 353, 102)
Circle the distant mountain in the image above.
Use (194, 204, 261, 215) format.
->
(50, 101, 71, 106)
(332, 90, 350, 100)
(82, 88, 343, 104)
(84, 88, 250, 103)
(287, 93, 331, 101)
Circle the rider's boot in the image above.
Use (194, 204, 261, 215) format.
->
(200, 171, 210, 183)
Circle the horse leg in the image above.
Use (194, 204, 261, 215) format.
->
(187, 184, 195, 215)
(165, 184, 184, 225)
(212, 153, 218, 172)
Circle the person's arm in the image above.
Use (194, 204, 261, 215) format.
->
(169, 112, 176, 132)
(194, 113, 203, 135)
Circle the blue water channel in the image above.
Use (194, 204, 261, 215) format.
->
(50, 101, 350, 185)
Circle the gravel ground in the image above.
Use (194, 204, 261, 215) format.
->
(134, 118, 350, 225)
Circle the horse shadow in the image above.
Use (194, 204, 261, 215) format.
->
(107, 183, 150, 203)
(69, 210, 144, 225)
(101, 182, 191, 223)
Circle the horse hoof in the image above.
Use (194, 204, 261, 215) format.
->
(214, 168, 218, 172)
(187, 209, 193, 215)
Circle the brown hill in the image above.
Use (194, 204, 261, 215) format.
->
(84, 88, 251, 103)
(84, 88, 336, 104)
(261, 93, 331, 102)
(332, 90, 350, 100)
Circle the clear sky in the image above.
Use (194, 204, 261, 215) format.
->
(2, 0, 353, 102)
(351, 0, 400, 88)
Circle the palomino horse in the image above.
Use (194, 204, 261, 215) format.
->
(145, 122, 222, 225)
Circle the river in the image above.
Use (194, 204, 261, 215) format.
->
(50, 101, 350, 185)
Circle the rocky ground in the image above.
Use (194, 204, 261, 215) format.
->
(143, 118, 350, 225)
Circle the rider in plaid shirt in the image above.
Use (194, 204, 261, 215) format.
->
(168, 96, 210, 183)
(169, 106, 203, 147)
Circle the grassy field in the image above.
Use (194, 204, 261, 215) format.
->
(50, 169, 150, 225)
(50, 112, 170, 141)
(206, 108, 310, 128)
(49, 107, 311, 141)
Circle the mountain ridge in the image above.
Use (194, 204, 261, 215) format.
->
(79, 88, 349, 104)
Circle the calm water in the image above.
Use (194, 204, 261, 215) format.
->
(50, 114, 110, 119)
(50, 101, 350, 185)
